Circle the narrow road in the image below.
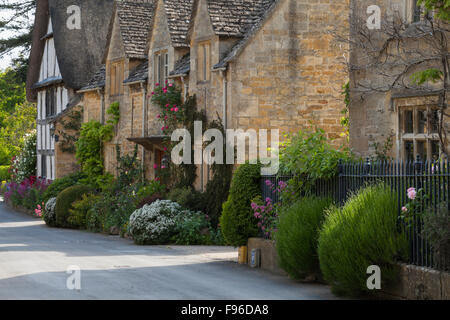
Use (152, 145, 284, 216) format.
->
(0, 200, 337, 300)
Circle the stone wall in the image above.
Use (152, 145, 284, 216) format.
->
(349, 0, 450, 158)
(54, 106, 82, 178)
(384, 264, 450, 300)
(228, 0, 350, 145)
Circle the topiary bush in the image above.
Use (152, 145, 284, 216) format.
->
(317, 184, 408, 296)
(219, 162, 261, 247)
(276, 197, 332, 280)
(128, 200, 190, 245)
(68, 193, 100, 229)
(42, 197, 57, 227)
(42, 171, 87, 202)
(55, 185, 93, 228)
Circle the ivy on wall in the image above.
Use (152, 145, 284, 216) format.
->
(75, 102, 120, 182)
(57, 109, 83, 154)
(151, 83, 233, 225)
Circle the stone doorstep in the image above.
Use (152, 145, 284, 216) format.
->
(383, 263, 450, 300)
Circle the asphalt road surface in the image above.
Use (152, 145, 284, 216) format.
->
(0, 200, 337, 300)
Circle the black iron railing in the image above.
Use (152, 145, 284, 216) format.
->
(261, 157, 449, 271)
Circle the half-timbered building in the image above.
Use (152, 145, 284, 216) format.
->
(26, 0, 114, 179)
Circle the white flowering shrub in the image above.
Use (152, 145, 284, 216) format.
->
(43, 197, 57, 227)
(128, 200, 192, 245)
(10, 132, 37, 183)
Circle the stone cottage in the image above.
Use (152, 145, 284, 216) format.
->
(184, 0, 350, 188)
(26, 0, 114, 179)
(78, 0, 156, 178)
(30, 0, 353, 185)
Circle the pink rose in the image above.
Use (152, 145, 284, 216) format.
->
(153, 164, 158, 169)
(174, 107, 179, 112)
(402, 206, 408, 213)
(407, 188, 417, 200)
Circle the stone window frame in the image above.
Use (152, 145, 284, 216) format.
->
(406, 0, 432, 23)
(154, 50, 169, 86)
(197, 41, 211, 83)
(395, 96, 441, 162)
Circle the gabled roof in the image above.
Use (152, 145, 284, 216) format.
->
(163, 0, 195, 47)
(124, 59, 149, 84)
(26, 0, 49, 102)
(78, 65, 106, 92)
(169, 53, 190, 77)
(26, 0, 115, 100)
(116, 0, 157, 59)
(48, 0, 114, 89)
(213, 0, 281, 70)
(207, 0, 276, 37)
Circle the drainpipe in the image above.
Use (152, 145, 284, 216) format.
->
(140, 82, 147, 180)
(97, 88, 105, 124)
(220, 69, 228, 130)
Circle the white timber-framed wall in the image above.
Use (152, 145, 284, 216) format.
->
(36, 17, 69, 180)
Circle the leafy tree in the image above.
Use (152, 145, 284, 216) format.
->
(0, 0, 35, 80)
(0, 68, 35, 165)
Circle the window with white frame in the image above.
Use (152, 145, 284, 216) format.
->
(154, 51, 169, 86)
(399, 105, 441, 162)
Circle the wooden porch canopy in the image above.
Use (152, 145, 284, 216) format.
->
(127, 135, 168, 150)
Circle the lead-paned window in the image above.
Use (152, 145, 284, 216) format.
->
(400, 106, 441, 162)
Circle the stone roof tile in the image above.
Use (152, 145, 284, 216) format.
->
(207, 0, 275, 37)
(169, 53, 190, 76)
(124, 59, 149, 83)
(164, 0, 195, 47)
(117, 0, 157, 58)
(79, 65, 106, 91)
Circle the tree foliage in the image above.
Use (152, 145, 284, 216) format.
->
(0, 0, 35, 80)
(0, 68, 35, 165)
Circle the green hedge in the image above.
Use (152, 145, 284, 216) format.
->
(317, 184, 408, 296)
(0, 165, 10, 181)
(55, 185, 93, 228)
(220, 162, 261, 247)
(43, 172, 87, 202)
(276, 197, 332, 280)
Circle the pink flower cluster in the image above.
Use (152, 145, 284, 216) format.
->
(3, 176, 50, 204)
(407, 187, 416, 200)
(34, 203, 44, 217)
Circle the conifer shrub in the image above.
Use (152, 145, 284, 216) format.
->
(219, 162, 261, 247)
(276, 197, 332, 280)
(55, 185, 93, 228)
(317, 184, 408, 296)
